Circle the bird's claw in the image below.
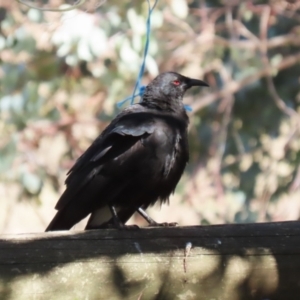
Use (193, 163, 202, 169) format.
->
(148, 222, 178, 228)
(110, 224, 140, 230)
(88, 223, 140, 230)
(120, 224, 140, 231)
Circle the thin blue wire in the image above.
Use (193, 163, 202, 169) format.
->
(117, 0, 158, 108)
(117, 0, 192, 112)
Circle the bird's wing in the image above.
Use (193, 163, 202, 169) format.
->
(55, 111, 155, 211)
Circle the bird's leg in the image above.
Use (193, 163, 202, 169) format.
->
(108, 205, 139, 230)
(136, 207, 157, 225)
(109, 205, 126, 229)
(137, 207, 178, 227)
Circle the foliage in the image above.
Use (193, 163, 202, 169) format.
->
(0, 0, 300, 232)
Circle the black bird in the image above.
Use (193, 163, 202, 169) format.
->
(46, 72, 208, 231)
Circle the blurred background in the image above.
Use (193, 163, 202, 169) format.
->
(0, 0, 300, 234)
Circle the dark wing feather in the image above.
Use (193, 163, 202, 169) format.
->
(55, 109, 155, 211)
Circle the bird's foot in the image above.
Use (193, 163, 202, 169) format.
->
(122, 224, 140, 230)
(87, 223, 140, 230)
(107, 223, 140, 231)
(148, 222, 178, 228)
(136, 207, 178, 228)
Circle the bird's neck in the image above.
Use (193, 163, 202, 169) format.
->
(141, 95, 185, 113)
(140, 99, 189, 124)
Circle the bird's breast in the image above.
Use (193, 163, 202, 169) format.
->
(144, 123, 188, 180)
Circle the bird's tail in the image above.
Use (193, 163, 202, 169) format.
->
(46, 201, 91, 231)
(45, 209, 75, 231)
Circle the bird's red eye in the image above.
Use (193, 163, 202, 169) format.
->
(173, 80, 180, 86)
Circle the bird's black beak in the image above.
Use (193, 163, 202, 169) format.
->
(186, 78, 209, 89)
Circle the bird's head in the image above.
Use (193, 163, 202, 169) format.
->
(142, 72, 208, 111)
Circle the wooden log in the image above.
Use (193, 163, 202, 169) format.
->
(0, 221, 300, 300)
